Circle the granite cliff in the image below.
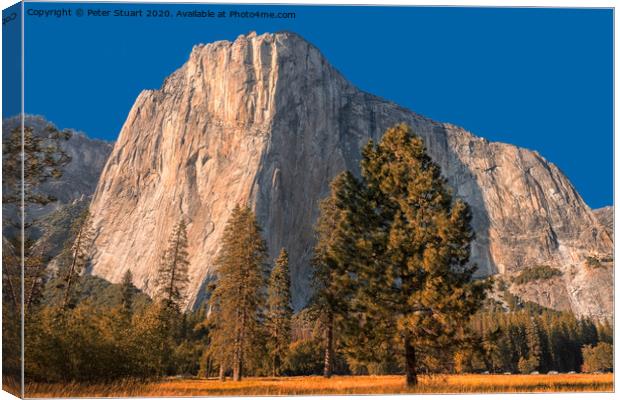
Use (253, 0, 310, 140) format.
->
(87, 32, 613, 318)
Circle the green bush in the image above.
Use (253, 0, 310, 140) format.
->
(586, 256, 603, 268)
(512, 265, 562, 285)
(25, 303, 140, 382)
(284, 339, 324, 375)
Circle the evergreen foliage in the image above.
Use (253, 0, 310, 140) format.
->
(25, 300, 209, 382)
(43, 274, 151, 312)
(284, 339, 325, 375)
(3, 124, 71, 208)
(3, 123, 72, 315)
(10, 121, 614, 386)
(121, 269, 136, 317)
(54, 209, 95, 311)
(3, 121, 71, 385)
(316, 124, 488, 386)
(585, 256, 601, 268)
(469, 306, 604, 373)
(208, 205, 269, 381)
(156, 218, 190, 312)
(267, 248, 293, 376)
(582, 342, 613, 372)
(512, 265, 562, 285)
(310, 181, 355, 378)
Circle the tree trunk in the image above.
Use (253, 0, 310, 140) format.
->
(25, 265, 43, 314)
(233, 304, 247, 381)
(167, 230, 181, 307)
(233, 361, 242, 381)
(62, 222, 85, 311)
(4, 262, 19, 312)
(232, 326, 243, 381)
(272, 324, 278, 377)
(205, 355, 212, 378)
(323, 312, 334, 378)
(237, 350, 244, 381)
(232, 345, 240, 381)
(219, 364, 225, 381)
(404, 330, 418, 387)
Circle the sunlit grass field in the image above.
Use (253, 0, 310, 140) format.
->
(24, 373, 613, 397)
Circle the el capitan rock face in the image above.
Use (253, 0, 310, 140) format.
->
(88, 32, 613, 318)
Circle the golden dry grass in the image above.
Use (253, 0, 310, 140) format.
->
(3, 375, 22, 398)
(24, 373, 613, 398)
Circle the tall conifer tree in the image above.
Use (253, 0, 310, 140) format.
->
(3, 124, 71, 316)
(311, 176, 359, 378)
(526, 318, 542, 371)
(208, 205, 268, 381)
(326, 124, 488, 386)
(152, 217, 191, 373)
(266, 248, 293, 376)
(121, 269, 135, 318)
(156, 218, 190, 312)
(57, 209, 95, 311)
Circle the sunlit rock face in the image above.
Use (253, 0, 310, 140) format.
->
(88, 32, 612, 318)
(593, 206, 613, 235)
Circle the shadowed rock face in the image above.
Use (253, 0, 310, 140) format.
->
(87, 32, 613, 318)
(2, 115, 113, 213)
(2, 115, 113, 246)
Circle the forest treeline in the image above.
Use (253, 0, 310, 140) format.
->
(2, 123, 613, 388)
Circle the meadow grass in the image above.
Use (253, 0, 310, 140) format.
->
(24, 373, 613, 398)
(2, 375, 22, 398)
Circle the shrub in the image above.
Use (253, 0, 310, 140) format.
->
(283, 339, 324, 376)
(454, 349, 486, 374)
(582, 342, 613, 373)
(518, 357, 538, 374)
(512, 265, 562, 285)
(586, 257, 603, 268)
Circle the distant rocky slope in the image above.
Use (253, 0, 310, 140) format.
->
(2, 115, 113, 257)
(86, 32, 613, 318)
(593, 206, 613, 235)
(3, 115, 113, 210)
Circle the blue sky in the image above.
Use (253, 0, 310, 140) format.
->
(14, 4, 614, 208)
(3, 2, 21, 119)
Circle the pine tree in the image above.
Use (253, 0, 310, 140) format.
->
(156, 218, 190, 312)
(326, 124, 488, 386)
(267, 248, 293, 376)
(121, 269, 135, 318)
(310, 180, 356, 378)
(150, 217, 191, 375)
(525, 317, 542, 372)
(209, 205, 268, 381)
(3, 121, 70, 385)
(481, 325, 504, 372)
(3, 123, 71, 316)
(56, 210, 95, 311)
(23, 238, 48, 314)
(3, 124, 71, 207)
(596, 319, 613, 344)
